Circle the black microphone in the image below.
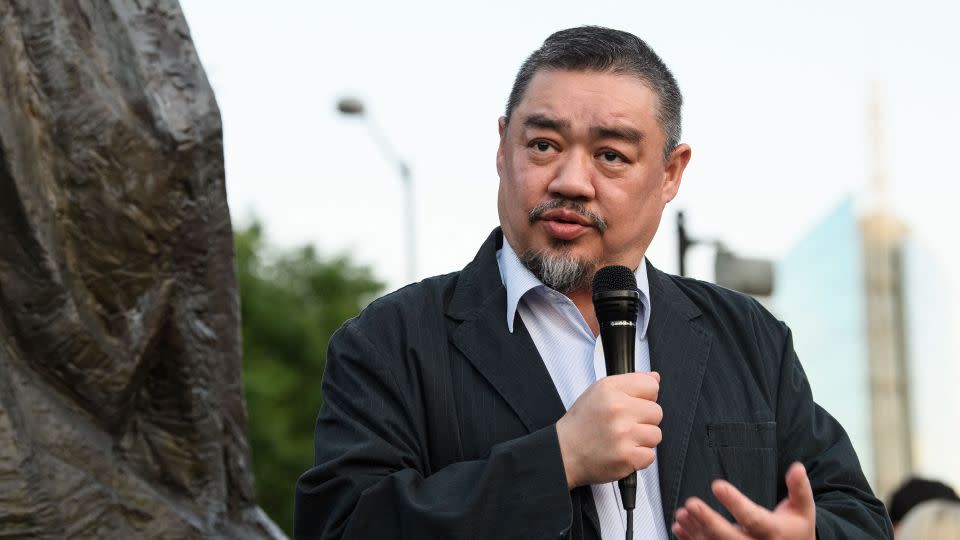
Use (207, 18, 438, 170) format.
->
(592, 265, 640, 540)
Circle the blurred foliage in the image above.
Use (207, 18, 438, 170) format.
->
(235, 222, 383, 534)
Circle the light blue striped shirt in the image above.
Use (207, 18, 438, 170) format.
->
(496, 238, 668, 540)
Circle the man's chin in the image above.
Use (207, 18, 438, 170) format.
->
(518, 246, 598, 294)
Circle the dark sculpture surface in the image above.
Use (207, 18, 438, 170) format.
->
(0, 1, 283, 537)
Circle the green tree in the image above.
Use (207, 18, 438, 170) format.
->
(235, 223, 383, 534)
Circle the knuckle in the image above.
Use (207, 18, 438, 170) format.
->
(617, 448, 636, 472)
(612, 420, 632, 439)
(606, 399, 625, 418)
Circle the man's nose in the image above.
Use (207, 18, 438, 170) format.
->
(547, 149, 596, 200)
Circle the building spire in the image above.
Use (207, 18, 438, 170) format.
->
(869, 82, 889, 210)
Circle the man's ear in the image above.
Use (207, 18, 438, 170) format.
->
(496, 116, 508, 177)
(661, 143, 692, 204)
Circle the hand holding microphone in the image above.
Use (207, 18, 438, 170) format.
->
(555, 370, 662, 489)
(556, 265, 663, 491)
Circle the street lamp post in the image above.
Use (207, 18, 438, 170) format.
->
(337, 97, 416, 284)
(677, 210, 693, 278)
(676, 210, 774, 297)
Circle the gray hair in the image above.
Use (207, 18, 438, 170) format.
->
(504, 26, 683, 161)
(520, 247, 597, 294)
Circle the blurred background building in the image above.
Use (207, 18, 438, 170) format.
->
(776, 197, 896, 496)
(774, 197, 959, 498)
(772, 95, 959, 498)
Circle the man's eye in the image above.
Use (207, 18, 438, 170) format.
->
(533, 141, 552, 152)
(600, 151, 623, 163)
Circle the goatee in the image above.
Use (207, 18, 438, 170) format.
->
(519, 245, 597, 294)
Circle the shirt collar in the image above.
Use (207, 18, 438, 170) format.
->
(496, 237, 651, 339)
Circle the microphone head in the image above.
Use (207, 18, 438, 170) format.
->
(592, 265, 640, 324)
(592, 265, 637, 295)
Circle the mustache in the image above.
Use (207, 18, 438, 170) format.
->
(528, 199, 608, 234)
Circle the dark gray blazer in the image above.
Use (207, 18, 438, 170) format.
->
(295, 229, 892, 539)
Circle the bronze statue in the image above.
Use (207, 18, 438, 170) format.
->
(0, 1, 282, 537)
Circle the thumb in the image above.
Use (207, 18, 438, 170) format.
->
(647, 371, 661, 384)
(785, 462, 815, 516)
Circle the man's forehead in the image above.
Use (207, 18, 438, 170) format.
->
(513, 73, 656, 128)
(514, 69, 659, 117)
(527, 67, 655, 94)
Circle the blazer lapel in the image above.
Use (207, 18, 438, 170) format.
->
(446, 229, 566, 434)
(646, 262, 712, 532)
(446, 229, 601, 538)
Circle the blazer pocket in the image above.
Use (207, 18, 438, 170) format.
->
(707, 422, 778, 510)
(707, 421, 776, 449)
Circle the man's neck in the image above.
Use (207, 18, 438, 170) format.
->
(565, 288, 600, 337)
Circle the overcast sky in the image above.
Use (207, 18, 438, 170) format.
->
(179, 0, 958, 292)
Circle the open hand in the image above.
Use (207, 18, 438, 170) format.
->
(672, 462, 815, 540)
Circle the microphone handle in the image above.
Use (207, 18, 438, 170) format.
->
(598, 318, 639, 524)
(600, 321, 636, 382)
(619, 472, 637, 510)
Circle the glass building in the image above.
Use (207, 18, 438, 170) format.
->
(773, 196, 958, 497)
(775, 198, 876, 486)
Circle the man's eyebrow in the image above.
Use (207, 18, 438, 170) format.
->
(522, 115, 644, 144)
(590, 126, 644, 144)
(523, 114, 570, 131)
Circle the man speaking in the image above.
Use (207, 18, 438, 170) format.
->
(294, 26, 892, 539)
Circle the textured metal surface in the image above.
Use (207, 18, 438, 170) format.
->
(0, 1, 283, 537)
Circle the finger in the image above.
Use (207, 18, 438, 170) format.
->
(674, 506, 708, 540)
(684, 497, 748, 540)
(627, 444, 657, 471)
(630, 400, 663, 426)
(607, 372, 659, 400)
(648, 371, 661, 384)
(785, 462, 815, 516)
(712, 479, 775, 535)
(632, 423, 662, 449)
(671, 521, 694, 540)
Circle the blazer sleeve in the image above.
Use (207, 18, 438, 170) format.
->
(774, 324, 894, 539)
(294, 319, 573, 539)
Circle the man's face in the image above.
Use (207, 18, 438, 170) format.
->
(496, 69, 691, 291)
